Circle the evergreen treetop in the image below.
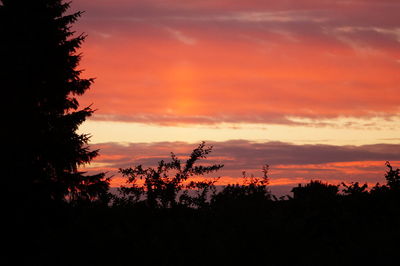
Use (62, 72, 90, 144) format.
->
(0, 0, 109, 205)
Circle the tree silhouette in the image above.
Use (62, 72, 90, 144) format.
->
(370, 161, 400, 197)
(117, 142, 223, 208)
(384, 161, 400, 191)
(0, 0, 109, 205)
(341, 182, 368, 196)
(211, 165, 271, 207)
(291, 180, 339, 201)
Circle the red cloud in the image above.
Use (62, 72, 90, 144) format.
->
(72, 0, 400, 126)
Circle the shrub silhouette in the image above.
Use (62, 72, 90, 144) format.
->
(211, 165, 271, 207)
(117, 142, 223, 208)
(341, 182, 368, 196)
(179, 177, 220, 208)
(291, 180, 339, 201)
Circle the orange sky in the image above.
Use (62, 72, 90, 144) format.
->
(72, 0, 400, 192)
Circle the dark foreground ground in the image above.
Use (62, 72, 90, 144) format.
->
(9, 193, 400, 266)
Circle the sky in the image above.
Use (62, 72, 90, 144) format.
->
(72, 0, 400, 193)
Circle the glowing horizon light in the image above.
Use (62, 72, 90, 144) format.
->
(79, 118, 400, 146)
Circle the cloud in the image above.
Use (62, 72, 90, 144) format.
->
(165, 27, 197, 45)
(90, 113, 304, 125)
(70, 0, 400, 126)
(82, 140, 400, 187)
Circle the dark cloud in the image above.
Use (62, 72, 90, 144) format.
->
(85, 141, 400, 185)
(93, 140, 400, 166)
(72, 0, 400, 51)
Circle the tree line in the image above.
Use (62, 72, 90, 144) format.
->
(114, 141, 400, 210)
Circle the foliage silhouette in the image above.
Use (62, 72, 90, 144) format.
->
(0, 0, 109, 205)
(341, 181, 368, 196)
(211, 165, 271, 208)
(291, 180, 339, 201)
(384, 161, 400, 191)
(116, 142, 223, 208)
(370, 161, 400, 198)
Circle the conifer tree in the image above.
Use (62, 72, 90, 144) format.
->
(0, 0, 109, 205)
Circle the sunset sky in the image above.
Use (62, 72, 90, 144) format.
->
(72, 0, 400, 193)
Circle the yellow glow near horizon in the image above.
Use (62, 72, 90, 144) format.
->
(79, 117, 400, 146)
